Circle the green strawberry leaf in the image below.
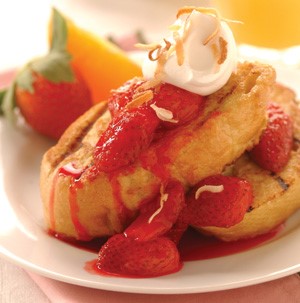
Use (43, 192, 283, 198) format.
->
(28, 8, 74, 84)
(15, 67, 35, 93)
(30, 51, 74, 83)
(1, 81, 17, 123)
(51, 8, 68, 52)
(16, 8, 74, 94)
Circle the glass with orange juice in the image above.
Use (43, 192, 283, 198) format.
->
(213, 0, 300, 49)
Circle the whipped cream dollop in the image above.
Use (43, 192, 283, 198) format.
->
(142, 9, 237, 96)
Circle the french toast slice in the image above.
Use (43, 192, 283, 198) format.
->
(40, 62, 275, 240)
(199, 83, 300, 241)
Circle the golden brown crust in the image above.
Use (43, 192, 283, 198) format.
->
(199, 84, 300, 241)
(40, 62, 276, 240)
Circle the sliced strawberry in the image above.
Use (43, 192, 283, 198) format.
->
(108, 80, 205, 128)
(94, 106, 159, 172)
(164, 211, 189, 244)
(151, 83, 206, 129)
(108, 78, 145, 116)
(96, 234, 182, 277)
(249, 102, 293, 173)
(124, 180, 185, 241)
(184, 175, 253, 228)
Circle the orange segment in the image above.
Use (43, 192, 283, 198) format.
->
(49, 12, 142, 104)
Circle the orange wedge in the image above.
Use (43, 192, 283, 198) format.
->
(49, 10, 142, 104)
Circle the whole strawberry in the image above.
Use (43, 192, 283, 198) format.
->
(184, 175, 253, 228)
(1, 9, 92, 140)
(249, 102, 293, 173)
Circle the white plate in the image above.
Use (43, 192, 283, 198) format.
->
(0, 67, 300, 294)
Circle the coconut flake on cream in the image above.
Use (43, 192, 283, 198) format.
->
(140, 8, 238, 96)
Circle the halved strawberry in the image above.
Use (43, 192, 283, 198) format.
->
(108, 80, 205, 128)
(108, 78, 145, 117)
(151, 83, 206, 129)
(164, 211, 189, 244)
(124, 180, 185, 241)
(184, 175, 253, 228)
(96, 234, 182, 277)
(94, 106, 159, 172)
(249, 102, 293, 173)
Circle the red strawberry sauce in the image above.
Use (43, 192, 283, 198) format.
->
(54, 225, 283, 259)
(49, 165, 91, 240)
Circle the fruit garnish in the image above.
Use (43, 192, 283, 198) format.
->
(96, 234, 182, 278)
(108, 78, 146, 116)
(109, 78, 206, 126)
(124, 180, 185, 241)
(1, 8, 93, 140)
(94, 106, 160, 172)
(151, 83, 206, 129)
(249, 102, 293, 173)
(164, 211, 189, 244)
(97, 78, 206, 172)
(49, 10, 142, 104)
(185, 175, 253, 228)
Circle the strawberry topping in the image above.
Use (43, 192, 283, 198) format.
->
(151, 83, 206, 129)
(96, 234, 182, 278)
(108, 78, 206, 127)
(124, 180, 185, 241)
(184, 175, 253, 228)
(94, 106, 160, 172)
(108, 78, 145, 116)
(249, 102, 293, 173)
(95, 79, 206, 173)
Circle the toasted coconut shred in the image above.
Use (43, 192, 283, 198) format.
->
(195, 184, 224, 199)
(61, 162, 84, 176)
(150, 104, 178, 123)
(148, 185, 169, 223)
(125, 90, 154, 109)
